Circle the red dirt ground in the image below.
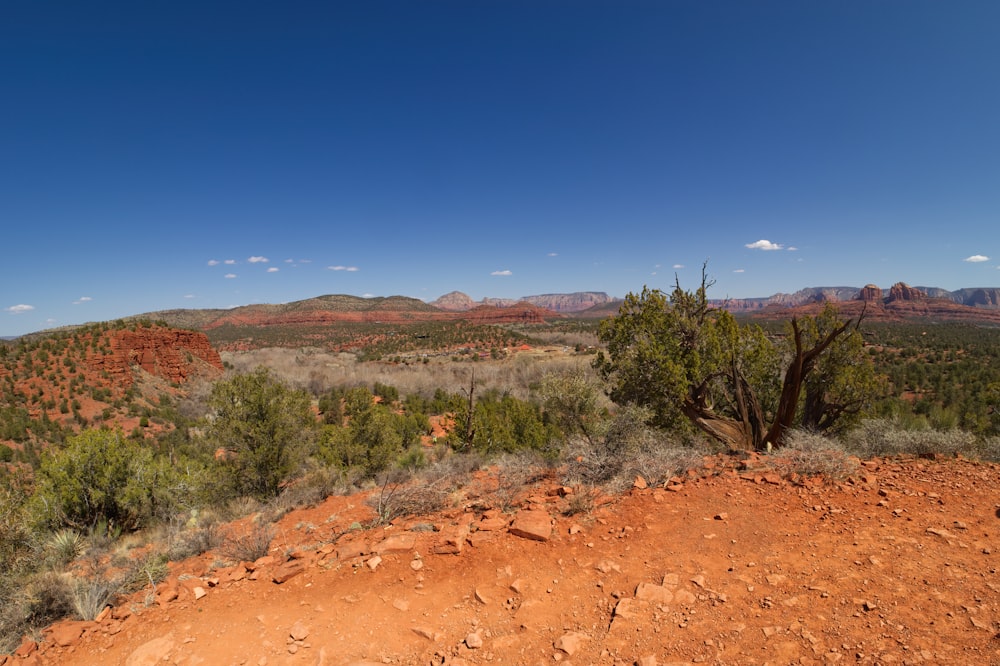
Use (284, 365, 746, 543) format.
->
(11, 454, 1000, 666)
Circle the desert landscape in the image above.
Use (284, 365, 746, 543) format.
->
(3, 284, 1000, 666)
(11, 451, 1000, 666)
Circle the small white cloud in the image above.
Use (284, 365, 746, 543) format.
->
(224, 259, 237, 265)
(184, 294, 195, 299)
(547, 252, 558, 257)
(285, 258, 294, 263)
(327, 265, 359, 272)
(746, 239, 784, 251)
(72, 296, 92, 305)
(733, 268, 746, 273)
(491, 270, 513, 276)
(224, 273, 237, 279)
(267, 267, 279, 273)
(5, 304, 35, 314)
(362, 293, 375, 298)
(248, 256, 269, 264)
(964, 254, 990, 263)
(207, 259, 220, 266)
(787, 246, 799, 252)
(45, 318, 56, 324)
(299, 259, 312, 264)
(673, 264, 684, 269)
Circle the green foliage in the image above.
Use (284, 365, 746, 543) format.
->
(30, 429, 164, 531)
(206, 368, 318, 500)
(594, 268, 877, 450)
(538, 368, 604, 444)
(454, 389, 559, 457)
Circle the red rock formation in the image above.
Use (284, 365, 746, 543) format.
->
(887, 282, 926, 302)
(857, 284, 883, 302)
(87, 326, 223, 387)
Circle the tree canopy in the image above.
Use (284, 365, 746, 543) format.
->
(594, 266, 879, 451)
(207, 368, 318, 499)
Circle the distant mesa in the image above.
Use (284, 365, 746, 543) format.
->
(430, 291, 615, 313)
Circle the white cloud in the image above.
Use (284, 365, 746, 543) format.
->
(673, 264, 684, 269)
(184, 294, 195, 299)
(327, 265, 359, 272)
(267, 267, 279, 273)
(299, 259, 312, 264)
(248, 256, 269, 263)
(745, 239, 784, 251)
(207, 259, 220, 266)
(787, 246, 799, 252)
(224, 273, 237, 279)
(547, 252, 558, 257)
(224, 259, 237, 265)
(285, 258, 294, 263)
(491, 270, 513, 276)
(5, 304, 35, 314)
(72, 296, 92, 305)
(964, 254, 990, 263)
(733, 268, 746, 273)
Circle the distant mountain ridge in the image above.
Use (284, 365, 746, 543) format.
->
(709, 284, 1000, 312)
(431, 291, 615, 313)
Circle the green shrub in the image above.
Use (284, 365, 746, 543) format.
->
(30, 429, 161, 532)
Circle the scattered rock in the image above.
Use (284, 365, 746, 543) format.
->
(125, 634, 176, 666)
(272, 560, 306, 584)
(508, 509, 553, 542)
(554, 631, 588, 655)
(465, 631, 483, 649)
(289, 620, 310, 641)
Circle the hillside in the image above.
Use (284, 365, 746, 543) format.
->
(0, 322, 222, 448)
(19, 453, 1000, 665)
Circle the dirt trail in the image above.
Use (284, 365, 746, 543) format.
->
(12, 455, 1000, 666)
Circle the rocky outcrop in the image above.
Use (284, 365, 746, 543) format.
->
(887, 282, 926, 302)
(430, 291, 478, 311)
(857, 284, 883, 302)
(87, 326, 223, 386)
(521, 292, 615, 313)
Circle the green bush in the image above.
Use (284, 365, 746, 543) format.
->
(206, 369, 318, 501)
(29, 429, 161, 531)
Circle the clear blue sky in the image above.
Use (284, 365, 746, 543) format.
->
(3, 1, 999, 337)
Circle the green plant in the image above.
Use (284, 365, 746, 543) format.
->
(206, 369, 318, 500)
(594, 264, 877, 451)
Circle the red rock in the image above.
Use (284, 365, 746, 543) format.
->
(46, 620, 91, 648)
(508, 509, 552, 542)
(272, 560, 306, 584)
(432, 523, 470, 555)
(476, 517, 509, 532)
(554, 631, 588, 655)
(14, 638, 38, 657)
(374, 533, 416, 554)
(635, 582, 673, 604)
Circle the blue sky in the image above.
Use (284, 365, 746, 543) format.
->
(3, 1, 999, 337)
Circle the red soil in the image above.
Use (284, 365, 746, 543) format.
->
(13, 454, 1000, 666)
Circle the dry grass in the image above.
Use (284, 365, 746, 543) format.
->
(221, 348, 592, 402)
(218, 521, 275, 563)
(776, 430, 859, 481)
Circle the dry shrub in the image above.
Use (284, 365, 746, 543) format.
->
(167, 521, 223, 562)
(777, 430, 858, 481)
(366, 476, 452, 525)
(221, 348, 593, 402)
(563, 406, 706, 491)
(218, 521, 275, 563)
(562, 485, 599, 517)
(486, 453, 548, 513)
(0, 571, 73, 653)
(843, 419, 978, 458)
